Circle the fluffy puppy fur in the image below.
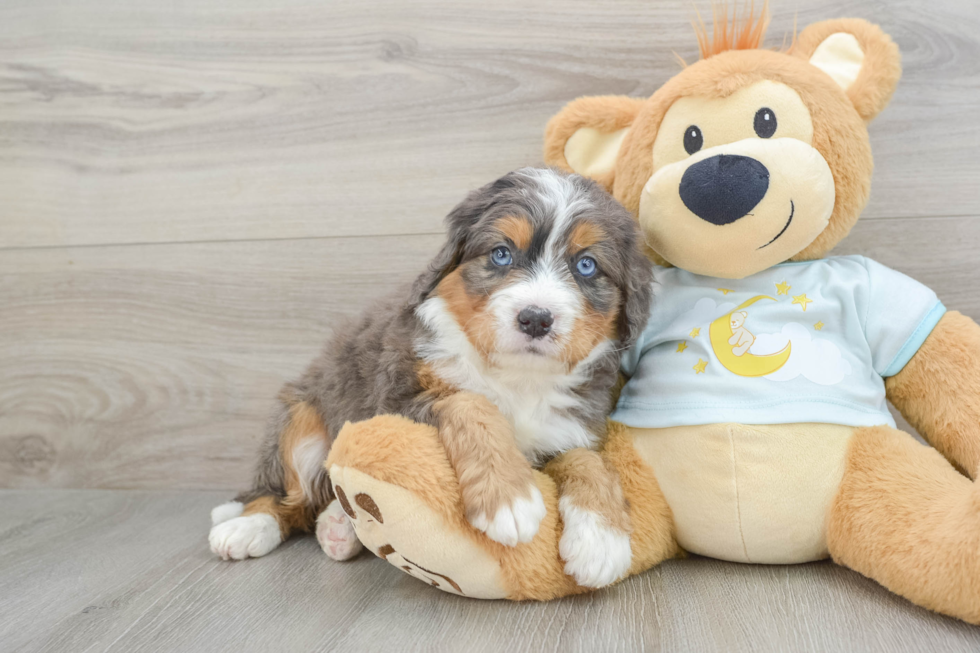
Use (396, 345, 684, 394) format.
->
(209, 168, 652, 584)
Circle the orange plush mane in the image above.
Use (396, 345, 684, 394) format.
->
(692, 1, 771, 59)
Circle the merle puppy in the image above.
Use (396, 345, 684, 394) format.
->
(208, 167, 653, 588)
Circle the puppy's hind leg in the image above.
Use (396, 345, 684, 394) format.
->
(316, 496, 364, 561)
(210, 401, 333, 561)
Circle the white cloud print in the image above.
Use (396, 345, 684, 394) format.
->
(675, 297, 735, 330)
(751, 322, 852, 385)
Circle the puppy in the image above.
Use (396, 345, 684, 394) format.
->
(208, 167, 653, 587)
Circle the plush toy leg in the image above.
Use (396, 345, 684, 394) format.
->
(827, 425, 980, 624)
(325, 416, 678, 599)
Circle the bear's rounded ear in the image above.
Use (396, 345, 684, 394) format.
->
(791, 18, 901, 122)
(543, 95, 646, 191)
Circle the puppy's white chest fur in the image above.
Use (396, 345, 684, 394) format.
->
(417, 297, 603, 461)
(455, 360, 595, 461)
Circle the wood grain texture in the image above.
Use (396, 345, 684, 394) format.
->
(0, 0, 978, 249)
(1, 489, 978, 653)
(1, 216, 977, 490)
(0, 234, 442, 490)
(2, 0, 978, 491)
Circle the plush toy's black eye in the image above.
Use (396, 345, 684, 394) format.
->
(754, 107, 777, 138)
(683, 125, 703, 155)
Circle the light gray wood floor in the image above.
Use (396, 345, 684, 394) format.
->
(2, 489, 979, 653)
(2, 0, 980, 649)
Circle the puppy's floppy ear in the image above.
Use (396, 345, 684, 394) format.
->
(408, 182, 495, 307)
(408, 232, 463, 308)
(791, 18, 901, 122)
(544, 95, 646, 192)
(616, 238, 654, 349)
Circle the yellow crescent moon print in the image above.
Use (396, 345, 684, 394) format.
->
(709, 295, 791, 377)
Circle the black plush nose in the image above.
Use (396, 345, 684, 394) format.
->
(679, 154, 770, 225)
(517, 306, 554, 339)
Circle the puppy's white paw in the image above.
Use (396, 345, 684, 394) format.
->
(316, 500, 363, 561)
(558, 497, 631, 588)
(470, 486, 547, 547)
(209, 514, 281, 560)
(210, 501, 244, 526)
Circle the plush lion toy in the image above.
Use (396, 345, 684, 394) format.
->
(326, 8, 980, 623)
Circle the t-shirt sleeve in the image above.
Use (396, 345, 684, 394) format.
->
(862, 258, 946, 377)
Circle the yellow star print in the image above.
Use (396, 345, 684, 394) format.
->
(677, 341, 688, 353)
(690, 328, 701, 338)
(717, 288, 733, 295)
(792, 293, 813, 311)
(775, 281, 791, 295)
(693, 358, 708, 374)
(814, 321, 824, 331)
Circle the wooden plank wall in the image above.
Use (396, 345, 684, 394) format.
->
(2, 0, 978, 490)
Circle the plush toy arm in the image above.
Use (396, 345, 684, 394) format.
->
(885, 311, 980, 478)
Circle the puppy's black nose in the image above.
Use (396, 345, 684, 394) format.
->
(679, 154, 769, 225)
(517, 306, 554, 339)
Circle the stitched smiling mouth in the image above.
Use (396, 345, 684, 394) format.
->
(757, 200, 795, 250)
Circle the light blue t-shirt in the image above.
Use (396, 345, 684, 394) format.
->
(612, 256, 946, 429)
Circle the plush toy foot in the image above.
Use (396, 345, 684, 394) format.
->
(324, 416, 680, 599)
(328, 463, 510, 597)
(326, 415, 591, 600)
(558, 497, 632, 588)
(317, 499, 364, 561)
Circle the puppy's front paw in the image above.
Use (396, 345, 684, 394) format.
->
(316, 499, 364, 561)
(469, 485, 546, 547)
(558, 497, 631, 588)
(209, 514, 282, 560)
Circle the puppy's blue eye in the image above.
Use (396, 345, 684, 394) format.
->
(491, 246, 512, 266)
(576, 256, 597, 277)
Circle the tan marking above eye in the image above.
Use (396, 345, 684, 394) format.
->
(652, 80, 815, 170)
(496, 215, 533, 250)
(568, 221, 605, 255)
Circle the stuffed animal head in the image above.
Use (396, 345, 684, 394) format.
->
(730, 310, 748, 329)
(544, 7, 901, 279)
